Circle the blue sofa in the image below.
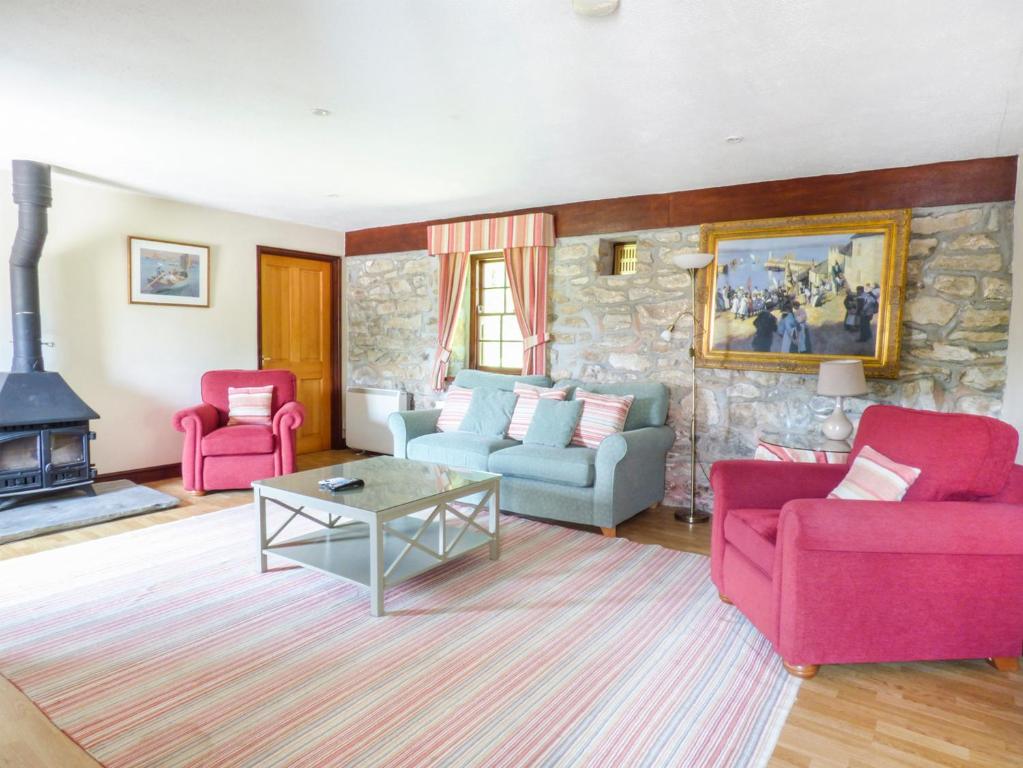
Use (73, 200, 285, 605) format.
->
(388, 370, 675, 533)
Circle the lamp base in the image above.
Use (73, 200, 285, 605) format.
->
(822, 401, 854, 441)
(674, 508, 710, 525)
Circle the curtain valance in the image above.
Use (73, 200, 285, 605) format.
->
(426, 212, 555, 255)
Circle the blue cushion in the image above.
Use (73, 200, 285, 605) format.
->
(523, 399, 582, 448)
(489, 444, 597, 488)
(459, 387, 518, 436)
(555, 379, 668, 431)
(453, 370, 552, 392)
(407, 432, 518, 471)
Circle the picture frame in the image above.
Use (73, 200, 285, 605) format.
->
(696, 209, 910, 378)
(128, 236, 210, 307)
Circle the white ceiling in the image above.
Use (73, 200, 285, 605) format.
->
(2, 1, 1021, 235)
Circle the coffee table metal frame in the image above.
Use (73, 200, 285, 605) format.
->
(254, 468, 500, 616)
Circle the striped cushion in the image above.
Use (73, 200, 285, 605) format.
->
(507, 383, 567, 441)
(754, 443, 848, 464)
(570, 389, 634, 449)
(436, 385, 475, 432)
(226, 385, 273, 426)
(828, 445, 921, 501)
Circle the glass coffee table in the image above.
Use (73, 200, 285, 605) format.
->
(252, 456, 500, 616)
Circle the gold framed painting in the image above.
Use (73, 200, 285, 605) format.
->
(696, 209, 910, 378)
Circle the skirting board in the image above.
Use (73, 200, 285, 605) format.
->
(96, 462, 181, 485)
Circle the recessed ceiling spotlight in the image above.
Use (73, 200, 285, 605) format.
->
(573, 0, 619, 17)
(312, 108, 331, 117)
(725, 135, 744, 144)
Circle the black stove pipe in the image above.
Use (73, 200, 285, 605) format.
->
(9, 160, 51, 374)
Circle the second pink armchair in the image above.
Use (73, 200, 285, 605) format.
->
(710, 405, 1023, 679)
(172, 369, 305, 493)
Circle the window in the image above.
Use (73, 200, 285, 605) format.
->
(469, 253, 522, 373)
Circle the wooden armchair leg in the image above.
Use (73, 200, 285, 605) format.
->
(783, 661, 820, 679)
(600, 527, 616, 538)
(987, 656, 1020, 672)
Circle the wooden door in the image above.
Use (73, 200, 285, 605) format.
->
(258, 251, 337, 454)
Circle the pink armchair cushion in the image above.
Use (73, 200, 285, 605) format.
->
(201, 369, 297, 424)
(201, 425, 275, 457)
(724, 508, 780, 574)
(851, 405, 1019, 501)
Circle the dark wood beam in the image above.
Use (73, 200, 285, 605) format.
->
(344, 156, 1018, 256)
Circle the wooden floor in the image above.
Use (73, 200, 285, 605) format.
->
(1, 449, 1019, 768)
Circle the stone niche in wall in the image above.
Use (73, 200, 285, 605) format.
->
(344, 202, 1013, 509)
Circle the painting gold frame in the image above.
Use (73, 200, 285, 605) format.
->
(696, 209, 910, 378)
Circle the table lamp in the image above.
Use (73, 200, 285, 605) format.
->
(817, 359, 868, 441)
(660, 251, 715, 524)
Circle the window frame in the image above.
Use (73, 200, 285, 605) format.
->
(468, 252, 522, 375)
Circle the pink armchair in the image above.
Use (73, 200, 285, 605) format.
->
(710, 405, 1023, 678)
(172, 369, 305, 493)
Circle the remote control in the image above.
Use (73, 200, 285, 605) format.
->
(318, 476, 365, 491)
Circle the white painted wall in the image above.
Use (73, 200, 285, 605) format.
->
(0, 169, 342, 474)
(1006, 156, 1023, 461)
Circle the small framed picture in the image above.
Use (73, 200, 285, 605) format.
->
(128, 236, 210, 307)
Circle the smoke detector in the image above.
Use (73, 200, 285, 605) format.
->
(573, 0, 619, 17)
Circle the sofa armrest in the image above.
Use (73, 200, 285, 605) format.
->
(710, 460, 847, 513)
(172, 403, 219, 436)
(388, 409, 441, 458)
(593, 426, 675, 528)
(779, 499, 1023, 556)
(773, 498, 1023, 665)
(272, 401, 306, 437)
(272, 401, 306, 475)
(710, 460, 847, 591)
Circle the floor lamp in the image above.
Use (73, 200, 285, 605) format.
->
(659, 251, 715, 525)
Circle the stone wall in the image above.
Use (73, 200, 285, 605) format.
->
(346, 202, 1014, 508)
(346, 250, 438, 405)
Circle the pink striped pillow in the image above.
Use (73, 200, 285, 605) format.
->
(227, 385, 274, 426)
(570, 389, 635, 449)
(436, 385, 475, 432)
(507, 383, 567, 441)
(828, 445, 921, 501)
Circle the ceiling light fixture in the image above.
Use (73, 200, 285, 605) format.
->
(725, 135, 744, 144)
(573, 0, 619, 17)
(311, 108, 331, 117)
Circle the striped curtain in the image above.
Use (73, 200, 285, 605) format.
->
(504, 246, 549, 376)
(426, 213, 554, 255)
(431, 251, 469, 390)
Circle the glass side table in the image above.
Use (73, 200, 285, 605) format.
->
(755, 431, 851, 464)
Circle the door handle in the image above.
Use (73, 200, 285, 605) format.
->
(261, 355, 272, 362)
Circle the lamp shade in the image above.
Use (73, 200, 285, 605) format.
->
(672, 252, 714, 270)
(817, 359, 868, 397)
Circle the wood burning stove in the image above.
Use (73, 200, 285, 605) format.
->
(1, 160, 99, 508)
(0, 422, 95, 501)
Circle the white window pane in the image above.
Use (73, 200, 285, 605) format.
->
(501, 342, 523, 370)
(480, 342, 502, 368)
(504, 288, 515, 313)
(502, 315, 522, 341)
(480, 316, 502, 341)
(482, 288, 504, 314)
(483, 260, 505, 287)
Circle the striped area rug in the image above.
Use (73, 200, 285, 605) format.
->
(0, 505, 799, 767)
